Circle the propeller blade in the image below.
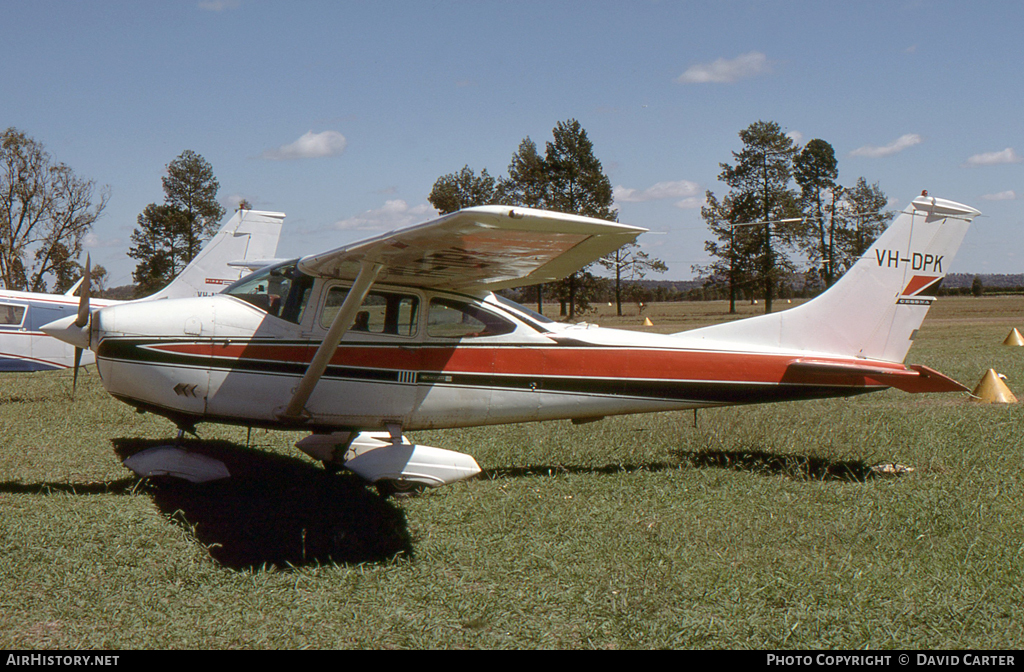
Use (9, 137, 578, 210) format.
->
(75, 255, 91, 329)
(72, 346, 82, 397)
(71, 256, 90, 397)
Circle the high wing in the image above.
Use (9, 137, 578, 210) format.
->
(297, 206, 646, 291)
(274, 206, 644, 421)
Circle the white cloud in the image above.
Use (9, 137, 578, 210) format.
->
(83, 233, 124, 249)
(261, 130, 347, 161)
(674, 196, 706, 210)
(333, 200, 432, 232)
(786, 131, 804, 145)
(964, 148, 1022, 167)
(982, 190, 1017, 201)
(850, 134, 922, 158)
(675, 52, 771, 84)
(614, 180, 701, 203)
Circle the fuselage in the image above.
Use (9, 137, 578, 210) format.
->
(84, 261, 899, 433)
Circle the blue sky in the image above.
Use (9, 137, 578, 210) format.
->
(3, 0, 1022, 286)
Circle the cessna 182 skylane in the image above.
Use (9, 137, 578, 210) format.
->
(42, 193, 980, 491)
(0, 209, 284, 374)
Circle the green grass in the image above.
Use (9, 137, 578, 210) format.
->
(1, 296, 1022, 648)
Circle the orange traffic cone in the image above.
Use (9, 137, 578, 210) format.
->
(1002, 328, 1024, 346)
(642, 317, 653, 326)
(970, 369, 1018, 403)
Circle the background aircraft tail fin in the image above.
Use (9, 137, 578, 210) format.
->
(675, 194, 980, 363)
(146, 209, 285, 301)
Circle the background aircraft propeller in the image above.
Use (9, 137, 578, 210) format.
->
(72, 256, 90, 395)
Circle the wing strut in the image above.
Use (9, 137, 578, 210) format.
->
(277, 259, 383, 422)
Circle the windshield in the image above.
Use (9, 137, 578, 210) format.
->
(223, 260, 314, 324)
(492, 294, 555, 324)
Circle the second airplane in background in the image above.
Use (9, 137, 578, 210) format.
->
(0, 209, 285, 372)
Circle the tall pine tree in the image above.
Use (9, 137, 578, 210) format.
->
(129, 150, 225, 295)
(427, 120, 664, 319)
(793, 139, 841, 287)
(703, 121, 799, 313)
(541, 120, 617, 318)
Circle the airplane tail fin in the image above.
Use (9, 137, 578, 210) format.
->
(677, 194, 980, 363)
(146, 209, 285, 301)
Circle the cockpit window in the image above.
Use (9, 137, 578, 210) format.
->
(427, 297, 515, 339)
(224, 260, 314, 324)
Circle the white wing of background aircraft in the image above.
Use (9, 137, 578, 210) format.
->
(0, 209, 284, 372)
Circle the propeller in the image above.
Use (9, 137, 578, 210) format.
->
(72, 256, 90, 395)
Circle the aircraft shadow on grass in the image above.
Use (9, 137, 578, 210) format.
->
(480, 449, 882, 483)
(480, 461, 680, 480)
(110, 438, 415, 571)
(2, 443, 881, 571)
(674, 449, 883, 482)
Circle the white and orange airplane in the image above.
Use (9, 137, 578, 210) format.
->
(42, 193, 979, 491)
(0, 209, 284, 374)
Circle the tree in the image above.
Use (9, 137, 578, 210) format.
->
(697, 189, 763, 314)
(129, 150, 225, 294)
(162, 150, 225, 260)
(543, 120, 617, 221)
(833, 178, 891, 272)
(702, 121, 799, 313)
(428, 120, 659, 320)
(427, 165, 498, 215)
(0, 128, 109, 291)
(129, 204, 189, 295)
(599, 242, 668, 316)
(91, 264, 108, 296)
(497, 138, 547, 208)
(529, 119, 618, 319)
(793, 139, 842, 287)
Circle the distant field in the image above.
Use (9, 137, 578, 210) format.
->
(0, 296, 1021, 649)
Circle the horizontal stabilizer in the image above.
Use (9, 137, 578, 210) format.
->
(783, 360, 968, 393)
(227, 258, 289, 270)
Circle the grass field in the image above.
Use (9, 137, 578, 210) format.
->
(1, 296, 1022, 649)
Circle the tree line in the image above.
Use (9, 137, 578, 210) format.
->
(429, 118, 894, 318)
(427, 119, 666, 318)
(699, 120, 891, 314)
(2, 120, 896, 315)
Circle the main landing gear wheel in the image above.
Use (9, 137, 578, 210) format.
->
(321, 460, 345, 475)
(375, 479, 425, 499)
